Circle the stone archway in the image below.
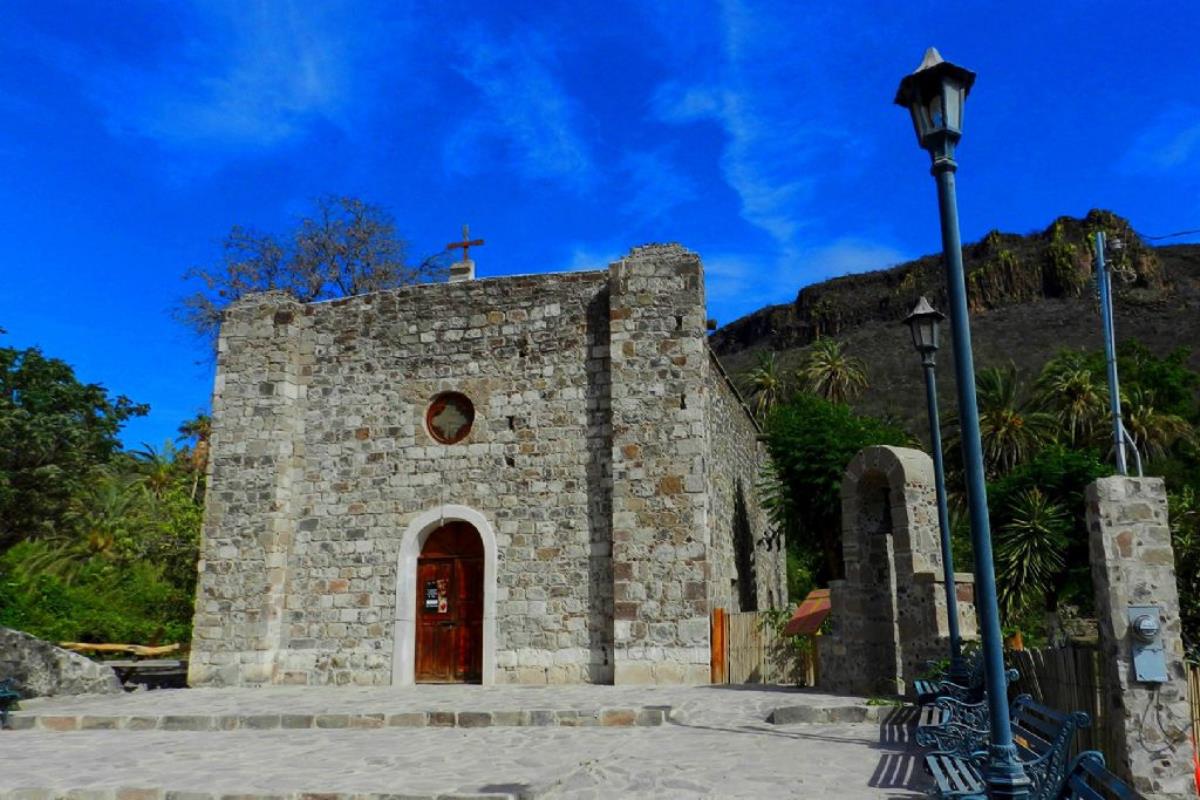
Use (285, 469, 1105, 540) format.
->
(819, 446, 973, 697)
(392, 505, 498, 686)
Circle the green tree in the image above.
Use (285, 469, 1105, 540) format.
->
(740, 351, 788, 419)
(177, 413, 212, 501)
(987, 444, 1109, 621)
(949, 363, 1054, 477)
(761, 393, 909, 582)
(0, 346, 147, 549)
(1035, 352, 1108, 448)
(178, 195, 449, 344)
(798, 338, 868, 403)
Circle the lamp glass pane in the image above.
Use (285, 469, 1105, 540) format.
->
(943, 79, 964, 131)
(928, 92, 945, 131)
(908, 102, 929, 141)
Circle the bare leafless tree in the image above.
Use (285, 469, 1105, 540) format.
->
(178, 195, 448, 344)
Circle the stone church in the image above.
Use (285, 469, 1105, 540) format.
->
(188, 243, 786, 687)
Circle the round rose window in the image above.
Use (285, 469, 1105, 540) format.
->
(426, 392, 475, 444)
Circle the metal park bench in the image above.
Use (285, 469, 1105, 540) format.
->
(0, 678, 20, 730)
(1059, 751, 1137, 800)
(916, 694, 1000, 757)
(914, 652, 995, 704)
(924, 695, 1090, 799)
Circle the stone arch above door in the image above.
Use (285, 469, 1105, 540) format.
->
(392, 505, 498, 686)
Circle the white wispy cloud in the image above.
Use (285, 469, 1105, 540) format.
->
(35, 1, 404, 152)
(445, 27, 594, 191)
(1119, 106, 1200, 176)
(647, 0, 878, 284)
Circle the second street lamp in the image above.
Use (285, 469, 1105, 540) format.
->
(895, 48, 1032, 798)
(904, 296, 967, 685)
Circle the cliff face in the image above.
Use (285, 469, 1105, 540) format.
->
(711, 210, 1165, 357)
(709, 211, 1200, 435)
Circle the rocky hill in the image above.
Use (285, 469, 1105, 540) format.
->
(709, 210, 1200, 435)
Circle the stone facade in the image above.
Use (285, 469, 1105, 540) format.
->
(190, 244, 785, 688)
(1087, 477, 1197, 799)
(0, 627, 122, 697)
(819, 446, 977, 697)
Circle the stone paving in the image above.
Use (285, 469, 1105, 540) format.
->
(0, 686, 929, 799)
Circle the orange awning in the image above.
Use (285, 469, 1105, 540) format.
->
(782, 588, 831, 636)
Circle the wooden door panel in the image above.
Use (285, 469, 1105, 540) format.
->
(414, 523, 484, 684)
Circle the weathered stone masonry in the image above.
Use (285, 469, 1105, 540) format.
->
(190, 244, 785, 687)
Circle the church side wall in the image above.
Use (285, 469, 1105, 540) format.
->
(278, 271, 614, 686)
(703, 350, 786, 615)
(189, 292, 309, 687)
(608, 245, 711, 684)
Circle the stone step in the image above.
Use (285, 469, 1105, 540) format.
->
(7, 706, 670, 733)
(0, 791, 520, 800)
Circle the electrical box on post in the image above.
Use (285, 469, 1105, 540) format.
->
(1128, 604, 1168, 683)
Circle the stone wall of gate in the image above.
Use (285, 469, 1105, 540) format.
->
(819, 446, 976, 697)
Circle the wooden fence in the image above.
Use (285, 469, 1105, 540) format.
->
(711, 609, 818, 685)
(1008, 645, 1115, 761)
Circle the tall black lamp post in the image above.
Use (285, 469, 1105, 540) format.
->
(904, 297, 968, 684)
(895, 48, 1031, 798)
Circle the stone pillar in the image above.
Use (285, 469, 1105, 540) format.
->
(1087, 476, 1197, 799)
(608, 244, 710, 684)
(189, 292, 308, 687)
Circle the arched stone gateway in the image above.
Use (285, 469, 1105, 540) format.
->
(393, 505, 498, 686)
(819, 446, 977, 697)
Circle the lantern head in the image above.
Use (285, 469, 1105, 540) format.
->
(894, 48, 975, 152)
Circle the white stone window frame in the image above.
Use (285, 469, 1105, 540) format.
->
(391, 504, 498, 686)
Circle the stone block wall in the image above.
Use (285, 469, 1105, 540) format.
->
(1087, 476, 1197, 799)
(190, 244, 782, 687)
(704, 350, 786, 613)
(608, 245, 712, 684)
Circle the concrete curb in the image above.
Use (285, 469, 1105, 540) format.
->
(765, 703, 896, 725)
(5, 706, 671, 733)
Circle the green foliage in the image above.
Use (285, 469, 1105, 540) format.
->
(740, 351, 787, 420)
(797, 338, 868, 403)
(994, 489, 1070, 618)
(0, 541, 192, 644)
(0, 341, 203, 645)
(1169, 487, 1200, 658)
(0, 346, 147, 549)
(947, 363, 1055, 477)
(761, 393, 909, 583)
(988, 444, 1108, 622)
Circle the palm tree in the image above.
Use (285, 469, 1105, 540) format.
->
(949, 364, 1054, 477)
(21, 470, 153, 583)
(1123, 387, 1195, 463)
(798, 338, 867, 403)
(994, 488, 1070, 619)
(178, 413, 212, 501)
(131, 441, 178, 500)
(1035, 355, 1107, 448)
(741, 352, 787, 419)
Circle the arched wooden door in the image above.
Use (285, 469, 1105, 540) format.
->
(415, 521, 484, 683)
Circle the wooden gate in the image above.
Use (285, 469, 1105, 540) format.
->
(710, 609, 818, 685)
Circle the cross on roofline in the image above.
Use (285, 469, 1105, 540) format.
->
(447, 224, 484, 262)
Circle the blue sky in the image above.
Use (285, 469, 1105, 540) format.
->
(1, 0, 1197, 448)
